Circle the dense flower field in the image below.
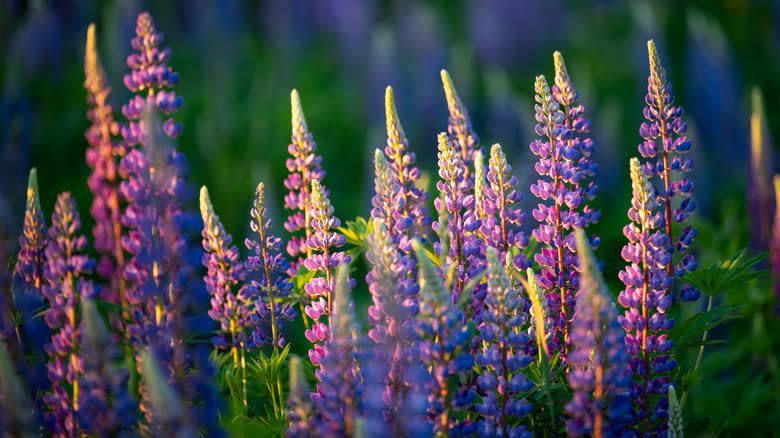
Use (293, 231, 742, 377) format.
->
(1, 9, 778, 438)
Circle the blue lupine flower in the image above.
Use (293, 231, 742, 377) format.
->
(638, 40, 699, 302)
(567, 229, 633, 437)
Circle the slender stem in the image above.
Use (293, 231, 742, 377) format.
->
(681, 294, 713, 408)
(240, 343, 247, 409)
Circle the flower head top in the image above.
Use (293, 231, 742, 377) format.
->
(475, 247, 533, 438)
(441, 69, 481, 169)
(245, 183, 296, 348)
(284, 90, 327, 272)
(553, 51, 599, 227)
(638, 40, 698, 301)
(383, 86, 430, 251)
(16, 168, 47, 296)
(84, 23, 127, 309)
(529, 74, 582, 357)
(618, 158, 675, 436)
(303, 180, 353, 365)
(121, 12, 182, 144)
(41, 192, 97, 436)
(566, 228, 632, 437)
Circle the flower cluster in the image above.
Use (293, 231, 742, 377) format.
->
(41, 192, 97, 437)
(284, 90, 327, 272)
(638, 40, 699, 302)
(441, 69, 482, 170)
(567, 229, 633, 437)
(618, 158, 675, 436)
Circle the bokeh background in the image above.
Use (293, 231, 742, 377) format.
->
(2, 0, 779, 434)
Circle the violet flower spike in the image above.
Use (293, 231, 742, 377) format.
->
(303, 180, 353, 367)
(284, 89, 326, 274)
(121, 12, 182, 145)
(383, 86, 430, 252)
(15, 168, 47, 298)
(245, 182, 296, 349)
(41, 192, 97, 437)
(84, 24, 127, 309)
(475, 247, 533, 438)
(286, 356, 314, 438)
(529, 74, 581, 357)
(618, 158, 675, 436)
(567, 228, 633, 437)
(440, 70, 482, 170)
(638, 40, 699, 301)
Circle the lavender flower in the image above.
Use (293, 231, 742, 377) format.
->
(475, 247, 533, 438)
(566, 228, 633, 437)
(284, 89, 326, 273)
(41, 192, 97, 437)
(303, 180, 353, 366)
(310, 268, 365, 437)
(433, 132, 481, 304)
(529, 74, 582, 356)
(121, 12, 182, 145)
(412, 239, 475, 436)
(638, 40, 698, 302)
(84, 23, 126, 307)
(441, 69, 482, 170)
(618, 158, 675, 436)
(245, 182, 296, 349)
(382, 86, 430, 251)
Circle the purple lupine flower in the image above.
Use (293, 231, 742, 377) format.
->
(567, 228, 633, 437)
(40, 192, 98, 437)
(137, 349, 199, 438)
(618, 158, 675, 436)
(15, 168, 47, 298)
(84, 23, 128, 316)
(529, 74, 582, 357)
(552, 52, 600, 229)
(310, 268, 365, 437)
(284, 89, 327, 274)
(433, 132, 481, 304)
(286, 356, 315, 438)
(303, 180, 353, 366)
(481, 143, 531, 268)
(245, 182, 296, 348)
(382, 86, 430, 251)
(441, 69, 482, 171)
(475, 247, 533, 438)
(638, 40, 699, 302)
(77, 299, 137, 436)
(121, 12, 182, 146)
(412, 239, 475, 436)
(199, 186, 257, 355)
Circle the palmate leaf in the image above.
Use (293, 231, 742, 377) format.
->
(671, 304, 741, 349)
(683, 248, 768, 296)
(338, 216, 369, 257)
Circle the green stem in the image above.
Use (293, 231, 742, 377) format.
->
(681, 294, 713, 408)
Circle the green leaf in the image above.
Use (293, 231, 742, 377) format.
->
(671, 304, 742, 349)
(683, 248, 768, 296)
(338, 216, 369, 251)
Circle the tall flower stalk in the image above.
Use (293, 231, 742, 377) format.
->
(567, 228, 633, 437)
(41, 192, 97, 437)
(618, 158, 675, 436)
(638, 40, 698, 301)
(529, 74, 582, 356)
(84, 24, 127, 311)
(440, 70, 481, 171)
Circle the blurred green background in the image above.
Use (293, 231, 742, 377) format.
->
(1, 0, 779, 434)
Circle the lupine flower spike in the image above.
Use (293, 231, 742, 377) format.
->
(667, 385, 683, 438)
(284, 89, 326, 272)
(529, 74, 582, 356)
(138, 350, 198, 438)
(413, 239, 475, 436)
(0, 341, 37, 438)
(440, 70, 482, 170)
(475, 247, 533, 438)
(618, 158, 675, 436)
(383, 86, 430, 251)
(639, 40, 699, 301)
(772, 175, 780, 314)
(84, 24, 127, 309)
(748, 88, 776, 247)
(303, 180, 353, 366)
(286, 355, 314, 438)
(41, 192, 98, 437)
(16, 168, 47, 298)
(567, 228, 633, 437)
